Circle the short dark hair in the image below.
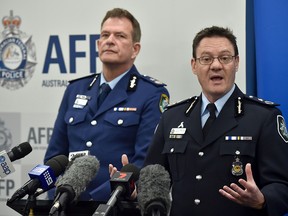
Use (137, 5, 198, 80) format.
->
(192, 26, 238, 58)
(101, 8, 141, 43)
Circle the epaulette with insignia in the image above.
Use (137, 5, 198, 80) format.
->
(141, 75, 166, 87)
(68, 74, 99, 84)
(243, 95, 279, 106)
(69, 73, 100, 90)
(167, 96, 199, 116)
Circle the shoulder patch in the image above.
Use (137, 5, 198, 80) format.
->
(277, 115, 288, 143)
(141, 75, 166, 87)
(159, 94, 170, 113)
(243, 95, 279, 106)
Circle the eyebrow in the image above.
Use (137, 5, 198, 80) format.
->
(200, 50, 233, 55)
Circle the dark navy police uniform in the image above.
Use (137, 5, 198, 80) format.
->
(44, 65, 169, 201)
(144, 85, 288, 216)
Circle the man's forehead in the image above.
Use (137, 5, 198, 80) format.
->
(197, 37, 234, 53)
(102, 17, 132, 30)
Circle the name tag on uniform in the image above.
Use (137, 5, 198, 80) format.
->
(169, 128, 186, 139)
(73, 94, 91, 109)
(68, 150, 90, 161)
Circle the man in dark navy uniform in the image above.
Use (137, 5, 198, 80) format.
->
(44, 8, 169, 201)
(143, 26, 288, 215)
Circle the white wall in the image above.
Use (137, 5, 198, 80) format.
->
(0, 0, 245, 215)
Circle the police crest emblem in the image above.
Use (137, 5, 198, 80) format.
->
(0, 11, 37, 90)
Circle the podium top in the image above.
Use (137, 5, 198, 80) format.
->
(7, 199, 141, 216)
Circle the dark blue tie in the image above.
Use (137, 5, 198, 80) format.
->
(97, 83, 111, 108)
(203, 103, 216, 138)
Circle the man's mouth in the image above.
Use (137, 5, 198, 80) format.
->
(210, 75, 223, 81)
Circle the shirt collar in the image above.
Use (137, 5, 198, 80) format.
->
(100, 69, 130, 89)
(201, 84, 235, 117)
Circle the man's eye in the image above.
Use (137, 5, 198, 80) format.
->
(202, 57, 211, 62)
(116, 34, 125, 38)
(220, 56, 229, 61)
(100, 33, 109, 38)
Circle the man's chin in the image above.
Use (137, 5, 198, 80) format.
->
(101, 58, 119, 64)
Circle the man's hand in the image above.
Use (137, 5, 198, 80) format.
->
(109, 154, 129, 177)
(108, 154, 137, 199)
(219, 163, 265, 209)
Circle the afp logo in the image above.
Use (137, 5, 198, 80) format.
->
(0, 10, 37, 90)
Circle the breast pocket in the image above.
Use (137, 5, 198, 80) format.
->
(162, 140, 188, 182)
(220, 141, 256, 157)
(64, 111, 86, 125)
(220, 140, 256, 177)
(104, 112, 140, 127)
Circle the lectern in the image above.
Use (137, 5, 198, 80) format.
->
(7, 199, 141, 216)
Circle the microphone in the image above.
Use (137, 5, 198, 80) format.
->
(7, 155, 68, 203)
(137, 164, 171, 216)
(0, 142, 32, 178)
(92, 164, 140, 216)
(49, 155, 100, 216)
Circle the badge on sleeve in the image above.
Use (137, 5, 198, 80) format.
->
(277, 115, 288, 143)
(159, 94, 169, 113)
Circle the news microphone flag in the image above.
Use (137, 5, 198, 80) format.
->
(0, 151, 15, 178)
(28, 164, 56, 190)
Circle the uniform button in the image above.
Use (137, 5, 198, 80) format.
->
(69, 117, 74, 124)
(91, 120, 97, 125)
(196, 175, 202, 180)
(235, 150, 240, 155)
(86, 141, 92, 147)
(170, 148, 174, 153)
(117, 119, 124, 125)
(194, 199, 200, 205)
(198, 152, 204, 157)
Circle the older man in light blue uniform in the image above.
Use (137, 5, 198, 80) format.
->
(44, 8, 169, 201)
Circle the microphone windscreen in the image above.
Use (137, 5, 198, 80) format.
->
(56, 155, 100, 199)
(137, 164, 171, 216)
(10, 142, 32, 161)
(45, 155, 69, 177)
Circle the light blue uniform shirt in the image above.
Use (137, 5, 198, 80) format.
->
(201, 84, 235, 127)
(99, 70, 129, 90)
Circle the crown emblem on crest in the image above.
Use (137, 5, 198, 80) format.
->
(2, 11, 21, 29)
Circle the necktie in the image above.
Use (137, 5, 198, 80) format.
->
(97, 83, 111, 108)
(202, 103, 216, 138)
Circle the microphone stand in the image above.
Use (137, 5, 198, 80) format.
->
(152, 209, 161, 216)
(49, 192, 70, 216)
(23, 194, 36, 216)
(145, 201, 167, 216)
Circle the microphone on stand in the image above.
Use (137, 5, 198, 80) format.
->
(92, 164, 140, 216)
(49, 155, 100, 216)
(137, 164, 171, 216)
(0, 142, 32, 178)
(7, 155, 68, 203)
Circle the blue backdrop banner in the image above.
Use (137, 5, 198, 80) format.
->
(253, 0, 288, 120)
